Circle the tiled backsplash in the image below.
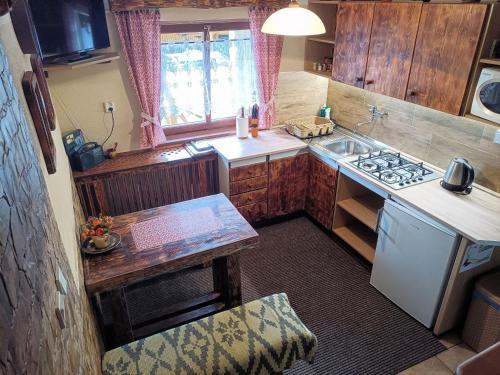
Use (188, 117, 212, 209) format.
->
(275, 71, 329, 125)
(327, 80, 500, 193)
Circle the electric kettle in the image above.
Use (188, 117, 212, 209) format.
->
(441, 158, 475, 194)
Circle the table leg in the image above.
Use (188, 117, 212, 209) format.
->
(213, 254, 242, 309)
(98, 288, 133, 349)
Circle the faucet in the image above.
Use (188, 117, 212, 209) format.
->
(354, 105, 388, 134)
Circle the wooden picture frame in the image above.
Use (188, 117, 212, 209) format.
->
(0, 0, 11, 16)
(22, 71, 57, 174)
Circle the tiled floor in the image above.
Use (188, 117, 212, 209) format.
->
(398, 332, 476, 375)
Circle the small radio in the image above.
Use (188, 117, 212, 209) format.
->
(62, 130, 105, 171)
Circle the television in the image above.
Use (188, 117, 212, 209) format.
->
(28, 0, 110, 63)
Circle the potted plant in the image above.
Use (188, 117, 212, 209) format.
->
(80, 214, 113, 249)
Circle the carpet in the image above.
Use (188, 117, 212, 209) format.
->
(127, 216, 446, 374)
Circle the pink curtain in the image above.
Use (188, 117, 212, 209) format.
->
(249, 7, 284, 130)
(114, 9, 166, 148)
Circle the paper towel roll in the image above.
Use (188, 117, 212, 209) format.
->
(236, 117, 249, 139)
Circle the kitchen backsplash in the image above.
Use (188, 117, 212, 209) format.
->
(327, 80, 500, 193)
(275, 71, 329, 125)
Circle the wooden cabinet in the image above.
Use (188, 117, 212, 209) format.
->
(74, 149, 219, 217)
(332, 3, 374, 87)
(267, 153, 309, 218)
(406, 4, 487, 115)
(228, 160, 269, 223)
(364, 3, 422, 99)
(305, 155, 338, 229)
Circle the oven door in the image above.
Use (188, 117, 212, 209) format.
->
(475, 78, 500, 123)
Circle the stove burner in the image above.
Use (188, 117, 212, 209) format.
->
(359, 161, 378, 172)
(379, 170, 401, 184)
(349, 150, 440, 190)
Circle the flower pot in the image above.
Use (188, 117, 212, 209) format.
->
(91, 235, 110, 249)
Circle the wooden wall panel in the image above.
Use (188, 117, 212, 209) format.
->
(332, 3, 374, 87)
(364, 3, 422, 99)
(406, 4, 487, 115)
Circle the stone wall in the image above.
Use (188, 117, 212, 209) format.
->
(0, 40, 101, 375)
(327, 80, 500, 193)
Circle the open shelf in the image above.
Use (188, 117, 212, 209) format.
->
(308, 36, 335, 45)
(305, 69, 332, 78)
(479, 58, 500, 66)
(334, 222, 377, 263)
(337, 195, 382, 232)
(44, 53, 120, 72)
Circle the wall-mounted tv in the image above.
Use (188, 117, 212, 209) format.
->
(28, 0, 110, 63)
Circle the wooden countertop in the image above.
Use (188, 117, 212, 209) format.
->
(73, 145, 215, 179)
(339, 160, 500, 244)
(208, 129, 307, 162)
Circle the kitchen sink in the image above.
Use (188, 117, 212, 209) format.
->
(320, 137, 375, 157)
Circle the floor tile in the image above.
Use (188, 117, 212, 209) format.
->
(438, 331, 462, 349)
(398, 356, 453, 375)
(437, 343, 476, 372)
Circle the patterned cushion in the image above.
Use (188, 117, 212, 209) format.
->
(102, 293, 318, 374)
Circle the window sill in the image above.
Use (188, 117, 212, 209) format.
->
(163, 125, 236, 146)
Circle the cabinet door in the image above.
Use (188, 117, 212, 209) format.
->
(332, 3, 374, 87)
(267, 154, 309, 218)
(406, 4, 487, 115)
(364, 3, 422, 99)
(305, 155, 338, 229)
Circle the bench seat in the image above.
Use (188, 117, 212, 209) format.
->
(102, 293, 317, 375)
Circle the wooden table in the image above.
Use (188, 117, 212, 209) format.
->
(83, 194, 259, 349)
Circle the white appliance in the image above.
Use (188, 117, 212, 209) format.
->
(471, 67, 500, 124)
(370, 199, 459, 328)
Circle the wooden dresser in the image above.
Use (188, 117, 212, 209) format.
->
(73, 146, 219, 217)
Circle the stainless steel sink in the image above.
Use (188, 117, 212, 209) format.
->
(320, 137, 375, 157)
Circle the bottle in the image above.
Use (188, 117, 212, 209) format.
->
(250, 91, 259, 137)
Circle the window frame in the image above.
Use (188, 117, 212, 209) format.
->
(160, 20, 252, 137)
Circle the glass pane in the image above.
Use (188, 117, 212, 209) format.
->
(209, 30, 257, 120)
(160, 32, 208, 126)
(479, 82, 500, 114)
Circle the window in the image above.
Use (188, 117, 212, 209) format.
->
(160, 22, 257, 135)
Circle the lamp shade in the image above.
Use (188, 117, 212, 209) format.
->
(261, 5, 326, 36)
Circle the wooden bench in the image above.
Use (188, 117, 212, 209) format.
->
(102, 293, 318, 375)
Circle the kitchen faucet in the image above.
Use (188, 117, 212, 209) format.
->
(354, 105, 388, 133)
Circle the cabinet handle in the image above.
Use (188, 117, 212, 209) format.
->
(365, 79, 374, 85)
(355, 77, 364, 82)
(408, 90, 417, 97)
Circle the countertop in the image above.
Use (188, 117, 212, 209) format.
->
(339, 160, 500, 245)
(208, 129, 308, 162)
(208, 128, 500, 244)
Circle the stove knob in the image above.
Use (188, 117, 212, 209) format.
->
(405, 181, 411, 184)
(399, 182, 404, 186)
(418, 177, 423, 181)
(412, 179, 417, 182)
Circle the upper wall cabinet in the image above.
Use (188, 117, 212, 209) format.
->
(364, 3, 422, 99)
(406, 4, 487, 115)
(332, 3, 374, 88)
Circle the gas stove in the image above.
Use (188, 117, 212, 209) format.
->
(349, 151, 441, 189)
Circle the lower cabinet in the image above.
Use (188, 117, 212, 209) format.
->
(267, 153, 309, 219)
(305, 154, 338, 229)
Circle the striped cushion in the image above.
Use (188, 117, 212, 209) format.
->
(102, 293, 317, 374)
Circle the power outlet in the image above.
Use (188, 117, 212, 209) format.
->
(103, 101, 116, 113)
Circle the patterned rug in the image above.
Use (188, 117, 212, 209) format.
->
(126, 216, 446, 375)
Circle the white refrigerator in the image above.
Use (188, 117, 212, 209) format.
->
(370, 199, 459, 328)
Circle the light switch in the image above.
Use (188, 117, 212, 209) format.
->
(56, 267, 67, 295)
